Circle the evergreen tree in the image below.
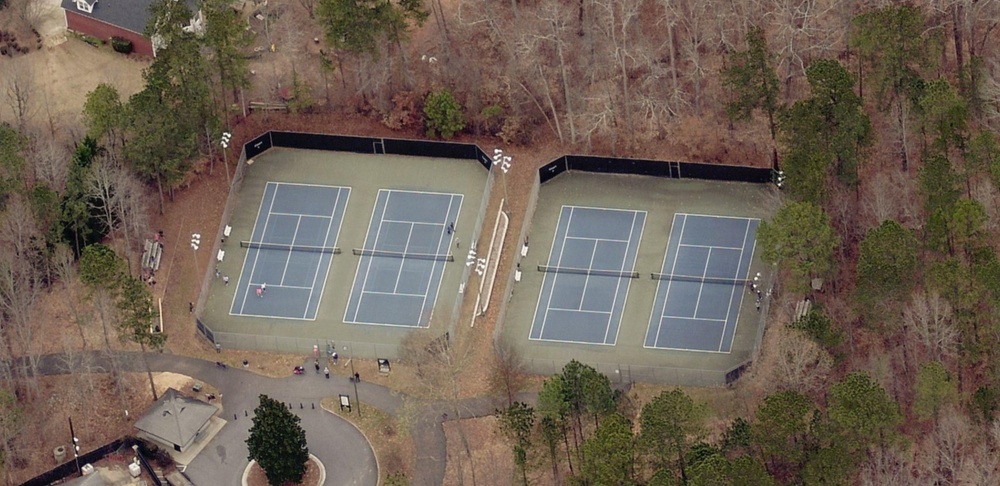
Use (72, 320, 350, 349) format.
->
(247, 394, 310, 485)
(757, 202, 839, 291)
(721, 26, 780, 141)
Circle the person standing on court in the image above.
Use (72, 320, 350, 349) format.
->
(314, 359, 320, 373)
(223, 275, 230, 286)
(261, 282, 267, 294)
(324, 367, 330, 379)
(255, 287, 263, 298)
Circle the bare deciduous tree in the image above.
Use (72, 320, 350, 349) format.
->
(0, 195, 44, 399)
(3, 63, 35, 130)
(769, 325, 833, 393)
(903, 290, 958, 362)
(859, 447, 916, 486)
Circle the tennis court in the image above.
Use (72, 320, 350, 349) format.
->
(230, 182, 350, 320)
(644, 213, 759, 353)
(344, 189, 463, 327)
(529, 205, 646, 345)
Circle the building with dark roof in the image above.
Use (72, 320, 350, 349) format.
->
(62, 0, 203, 57)
(134, 388, 217, 452)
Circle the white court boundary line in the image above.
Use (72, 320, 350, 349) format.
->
(230, 183, 276, 316)
(304, 186, 349, 320)
(235, 182, 280, 315)
(230, 183, 350, 319)
(716, 218, 752, 351)
(421, 193, 462, 327)
(723, 220, 759, 353)
(644, 214, 761, 353)
(345, 189, 391, 324)
(530, 205, 646, 345)
(345, 190, 462, 327)
(648, 214, 686, 348)
(608, 210, 645, 346)
(535, 207, 576, 340)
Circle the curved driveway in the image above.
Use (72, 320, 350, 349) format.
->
(34, 352, 394, 486)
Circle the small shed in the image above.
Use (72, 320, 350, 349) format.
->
(134, 388, 216, 452)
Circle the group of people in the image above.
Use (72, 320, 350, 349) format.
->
(750, 273, 764, 310)
(255, 282, 267, 298)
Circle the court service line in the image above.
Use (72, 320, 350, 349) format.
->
(267, 283, 316, 290)
(718, 218, 754, 353)
(278, 215, 304, 285)
(653, 214, 687, 348)
(548, 307, 612, 315)
(537, 206, 576, 340)
(238, 183, 280, 314)
(660, 315, 727, 322)
(576, 239, 600, 311)
(606, 210, 642, 345)
(417, 193, 458, 326)
(690, 247, 713, 319)
(392, 223, 417, 293)
(347, 190, 390, 323)
(679, 243, 744, 251)
(268, 211, 334, 218)
(565, 235, 632, 243)
(363, 290, 428, 298)
(381, 219, 445, 227)
(304, 187, 346, 319)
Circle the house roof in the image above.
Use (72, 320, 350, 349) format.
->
(62, 0, 159, 35)
(62, 0, 200, 37)
(134, 388, 216, 447)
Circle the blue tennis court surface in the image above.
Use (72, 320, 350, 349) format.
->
(344, 189, 462, 327)
(231, 182, 350, 319)
(530, 206, 646, 345)
(645, 214, 759, 353)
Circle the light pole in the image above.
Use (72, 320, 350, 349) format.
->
(492, 149, 512, 213)
(345, 345, 361, 418)
(191, 233, 202, 299)
(68, 417, 80, 475)
(221, 132, 232, 185)
(466, 248, 488, 318)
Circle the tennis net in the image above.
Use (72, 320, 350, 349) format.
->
(536, 265, 640, 279)
(352, 248, 454, 262)
(650, 273, 748, 286)
(240, 241, 341, 254)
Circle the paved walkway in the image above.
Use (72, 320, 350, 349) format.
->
(30, 351, 532, 485)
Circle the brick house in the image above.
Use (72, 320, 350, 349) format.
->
(62, 0, 203, 57)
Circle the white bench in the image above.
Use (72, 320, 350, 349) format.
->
(216, 249, 225, 262)
(224, 225, 232, 237)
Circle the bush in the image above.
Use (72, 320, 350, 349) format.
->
(111, 36, 133, 54)
(790, 307, 844, 351)
(423, 88, 465, 139)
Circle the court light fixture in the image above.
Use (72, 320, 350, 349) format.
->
(466, 248, 477, 267)
(475, 257, 487, 276)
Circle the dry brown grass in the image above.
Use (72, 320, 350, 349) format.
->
(322, 398, 415, 481)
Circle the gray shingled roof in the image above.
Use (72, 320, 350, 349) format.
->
(62, 0, 159, 35)
(134, 388, 216, 448)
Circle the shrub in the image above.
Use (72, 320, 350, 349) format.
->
(423, 88, 465, 139)
(111, 36, 133, 54)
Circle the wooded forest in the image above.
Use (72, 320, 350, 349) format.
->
(1, 0, 1000, 484)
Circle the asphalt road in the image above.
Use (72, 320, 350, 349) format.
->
(34, 352, 390, 486)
